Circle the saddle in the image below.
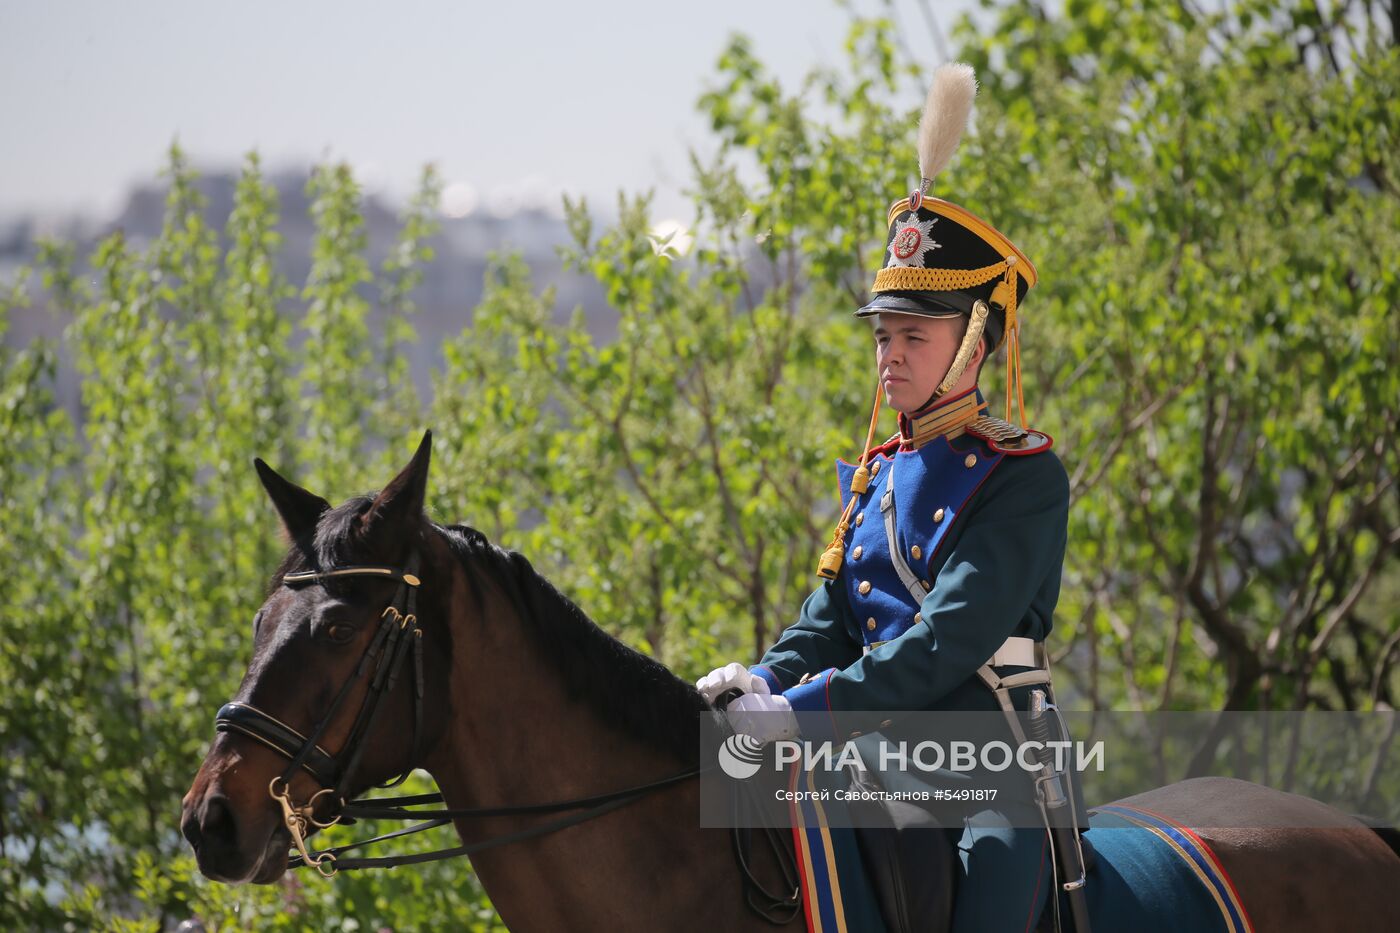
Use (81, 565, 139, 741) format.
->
(846, 764, 955, 933)
(846, 762, 1098, 933)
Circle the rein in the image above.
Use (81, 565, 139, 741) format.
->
(290, 768, 702, 871)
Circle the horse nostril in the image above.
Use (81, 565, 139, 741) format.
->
(197, 794, 238, 851)
(181, 807, 202, 850)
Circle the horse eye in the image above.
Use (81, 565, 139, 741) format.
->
(325, 623, 357, 644)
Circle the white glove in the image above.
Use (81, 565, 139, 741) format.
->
(726, 693, 799, 743)
(696, 661, 770, 706)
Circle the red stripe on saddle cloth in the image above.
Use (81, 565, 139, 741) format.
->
(1095, 803, 1254, 933)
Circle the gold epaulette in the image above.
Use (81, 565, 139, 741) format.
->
(966, 416, 1053, 455)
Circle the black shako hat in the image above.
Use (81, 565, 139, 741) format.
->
(855, 63, 1038, 366)
(857, 196, 1036, 354)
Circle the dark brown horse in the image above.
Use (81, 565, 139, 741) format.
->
(182, 432, 1400, 931)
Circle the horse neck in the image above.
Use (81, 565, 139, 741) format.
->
(419, 554, 775, 933)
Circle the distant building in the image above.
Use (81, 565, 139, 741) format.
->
(0, 166, 616, 424)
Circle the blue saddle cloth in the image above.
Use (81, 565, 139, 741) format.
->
(1073, 804, 1255, 933)
(788, 765, 889, 933)
(790, 778, 1256, 933)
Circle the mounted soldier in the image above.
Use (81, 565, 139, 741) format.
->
(177, 66, 1400, 933)
(698, 62, 1084, 932)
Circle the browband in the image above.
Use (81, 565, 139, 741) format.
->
(283, 566, 422, 587)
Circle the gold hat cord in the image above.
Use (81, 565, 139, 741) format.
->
(815, 380, 885, 580)
(995, 258, 1027, 428)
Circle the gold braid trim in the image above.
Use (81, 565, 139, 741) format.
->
(903, 391, 988, 448)
(873, 261, 1009, 294)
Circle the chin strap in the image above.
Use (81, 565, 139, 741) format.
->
(933, 298, 992, 399)
(922, 256, 1025, 428)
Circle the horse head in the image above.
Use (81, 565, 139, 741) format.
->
(180, 431, 454, 883)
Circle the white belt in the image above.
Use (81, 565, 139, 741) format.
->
(987, 635, 1040, 668)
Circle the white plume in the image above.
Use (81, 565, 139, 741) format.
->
(917, 62, 978, 183)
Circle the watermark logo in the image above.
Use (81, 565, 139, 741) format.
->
(701, 711, 1400, 830)
(716, 735, 1106, 780)
(718, 734, 766, 779)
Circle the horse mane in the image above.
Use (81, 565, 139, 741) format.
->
(269, 498, 706, 764)
(438, 522, 707, 765)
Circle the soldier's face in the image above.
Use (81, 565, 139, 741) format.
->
(873, 313, 976, 413)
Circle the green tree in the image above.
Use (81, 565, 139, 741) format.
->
(0, 147, 497, 929)
(2, 1, 1395, 927)
(948, 0, 1399, 733)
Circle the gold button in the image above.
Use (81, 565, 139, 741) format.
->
(880, 719, 893, 728)
(858, 580, 872, 595)
(911, 545, 922, 560)
(852, 545, 863, 560)
(849, 731, 864, 739)
(914, 612, 923, 624)
(920, 580, 931, 591)
(964, 453, 978, 468)
(866, 617, 877, 631)
(870, 461, 881, 475)
(933, 508, 945, 523)
(855, 512, 864, 527)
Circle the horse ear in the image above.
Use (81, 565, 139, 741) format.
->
(254, 458, 331, 543)
(359, 430, 433, 540)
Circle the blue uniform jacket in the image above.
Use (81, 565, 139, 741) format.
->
(752, 388, 1070, 741)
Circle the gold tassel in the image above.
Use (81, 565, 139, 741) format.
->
(816, 503, 856, 580)
(850, 465, 871, 496)
(998, 261, 1028, 428)
(816, 378, 884, 579)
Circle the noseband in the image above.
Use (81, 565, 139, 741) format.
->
(215, 556, 425, 875)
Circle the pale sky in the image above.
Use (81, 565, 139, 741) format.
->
(0, 0, 977, 226)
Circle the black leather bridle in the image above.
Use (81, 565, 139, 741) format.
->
(210, 554, 712, 880)
(215, 556, 427, 874)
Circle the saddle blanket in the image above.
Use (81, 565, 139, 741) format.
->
(788, 764, 889, 933)
(790, 778, 1256, 933)
(1079, 804, 1255, 933)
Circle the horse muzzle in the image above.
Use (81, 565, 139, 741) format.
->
(181, 746, 293, 885)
